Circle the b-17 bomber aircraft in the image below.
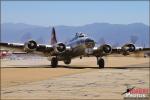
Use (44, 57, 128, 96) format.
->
(0, 27, 150, 68)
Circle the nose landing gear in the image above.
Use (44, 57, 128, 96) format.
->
(64, 59, 71, 65)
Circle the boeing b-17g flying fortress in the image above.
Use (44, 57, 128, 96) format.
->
(0, 27, 150, 68)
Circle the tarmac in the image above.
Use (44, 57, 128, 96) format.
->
(1, 56, 149, 99)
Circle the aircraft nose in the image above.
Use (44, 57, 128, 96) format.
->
(85, 38, 95, 48)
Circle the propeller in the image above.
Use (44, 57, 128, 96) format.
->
(130, 35, 138, 44)
(130, 35, 145, 57)
(20, 33, 45, 44)
(20, 33, 32, 42)
(98, 37, 105, 45)
(36, 37, 44, 44)
(27, 40, 37, 49)
(112, 42, 119, 48)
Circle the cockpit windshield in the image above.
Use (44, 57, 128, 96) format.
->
(69, 32, 87, 42)
(75, 32, 86, 38)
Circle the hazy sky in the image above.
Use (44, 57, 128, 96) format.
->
(1, 1, 149, 26)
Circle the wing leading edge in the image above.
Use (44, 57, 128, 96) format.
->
(92, 43, 150, 57)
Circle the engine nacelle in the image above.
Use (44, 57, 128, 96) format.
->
(99, 44, 112, 54)
(122, 43, 136, 53)
(24, 40, 37, 52)
(54, 42, 66, 53)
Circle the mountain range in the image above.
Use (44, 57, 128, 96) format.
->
(1, 22, 149, 47)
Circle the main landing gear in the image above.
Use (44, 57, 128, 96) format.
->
(97, 57, 105, 68)
(51, 57, 58, 68)
(51, 56, 105, 68)
(51, 57, 71, 67)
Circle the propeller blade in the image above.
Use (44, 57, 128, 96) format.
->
(20, 33, 32, 42)
(36, 37, 44, 44)
(130, 35, 138, 44)
(98, 37, 105, 45)
(112, 42, 119, 48)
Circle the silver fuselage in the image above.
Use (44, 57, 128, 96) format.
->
(58, 36, 95, 60)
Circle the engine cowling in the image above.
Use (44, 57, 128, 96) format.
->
(24, 40, 37, 52)
(122, 43, 135, 53)
(54, 43, 66, 53)
(99, 44, 112, 54)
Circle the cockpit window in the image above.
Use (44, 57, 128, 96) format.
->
(76, 32, 86, 38)
(69, 32, 87, 42)
(79, 35, 84, 38)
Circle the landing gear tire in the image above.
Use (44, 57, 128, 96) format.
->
(97, 58, 104, 68)
(64, 59, 71, 65)
(51, 57, 58, 68)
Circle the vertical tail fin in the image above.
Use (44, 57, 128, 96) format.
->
(50, 27, 57, 45)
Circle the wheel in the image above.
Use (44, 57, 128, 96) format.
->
(51, 57, 58, 68)
(64, 59, 71, 64)
(98, 58, 104, 68)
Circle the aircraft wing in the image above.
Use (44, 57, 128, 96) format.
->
(93, 43, 150, 57)
(0, 40, 71, 57)
(111, 47, 150, 56)
(0, 28, 71, 57)
(0, 41, 61, 57)
(0, 42, 25, 52)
